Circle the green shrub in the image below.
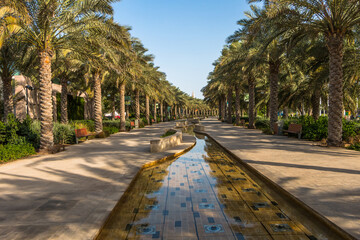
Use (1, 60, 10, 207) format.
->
(262, 127, 273, 135)
(255, 119, 270, 129)
(161, 130, 176, 138)
(297, 116, 328, 141)
(0, 121, 6, 144)
(347, 143, 360, 151)
(141, 117, 148, 126)
(18, 116, 40, 149)
(281, 116, 360, 142)
(0, 142, 36, 163)
(342, 120, 358, 141)
(103, 120, 120, 129)
(5, 114, 19, 144)
(95, 132, 106, 138)
(53, 122, 76, 144)
(71, 120, 95, 132)
(103, 126, 119, 135)
(125, 119, 131, 128)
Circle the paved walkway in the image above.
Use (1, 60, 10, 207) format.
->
(201, 118, 360, 239)
(0, 122, 195, 240)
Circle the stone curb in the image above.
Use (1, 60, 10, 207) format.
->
(193, 129, 356, 240)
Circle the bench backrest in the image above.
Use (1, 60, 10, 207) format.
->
(240, 119, 245, 124)
(75, 128, 88, 137)
(288, 124, 302, 133)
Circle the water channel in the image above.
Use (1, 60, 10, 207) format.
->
(97, 133, 317, 240)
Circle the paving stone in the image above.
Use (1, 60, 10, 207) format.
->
(0, 122, 196, 239)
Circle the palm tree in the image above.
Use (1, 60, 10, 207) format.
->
(262, 0, 360, 145)
(9, 0, 119, 149)
(52, 50, 84, 124)
(0, 39, 18, 119)
(230, 5, 287, 130)
(129, 39, 153, 125)
(143, 64, 162, 125)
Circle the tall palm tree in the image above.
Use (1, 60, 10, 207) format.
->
(9, 0, 119, 149)
(230, 5, 287, 130)
(262, 0, 360, 145)
(52, 50, 83, 124)
(0, 39, 18, 119)
(143, 64, 161, 125)
(129, 39, 153, 124)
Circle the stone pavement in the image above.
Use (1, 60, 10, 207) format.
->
(201, 118, 360, 239)
(0, 122, 195, 240)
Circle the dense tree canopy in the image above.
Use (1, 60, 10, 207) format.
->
(202, 0, 360, 146)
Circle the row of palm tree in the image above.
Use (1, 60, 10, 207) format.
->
(0, 0, 210, 151)
(202, 0, 360, 147)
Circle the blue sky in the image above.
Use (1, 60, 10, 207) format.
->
(113, 0, 252, 98)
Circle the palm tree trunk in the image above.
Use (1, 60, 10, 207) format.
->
(160, 101, 164, 122)
(269, 60, 280, 131)
(227, 88, 232, 124)
(84, 97, 89, 120)
(146, 95, 150, 125)
(221, 95, 226, 122)
(60, 78, 68, 124)
(126, 105, 129, 120)
(2, 76, 13, 120)
(235, 85, 241, 125)
(248, 75, 255, 129)
(135, 89, 140, 121)
(327, 35, 344, 146)
(39, 51, 54, 150)
(283, 107, 289, 119)
(174, 105, 178, 119)
(52, 91, 57, 122)
(218, 99, 222, 120)
(93, 71, 103, 133)
(312, 88, 321, 120)
(164, 102, 168, 121)
(153, 100, 157, 122)
(111, 96, 115, 121)
(119, 81, 126, 131)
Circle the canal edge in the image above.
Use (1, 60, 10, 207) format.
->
(93, 135, 197, 240)
(193, 129, 357, 240)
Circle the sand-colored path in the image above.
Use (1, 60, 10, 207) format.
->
(0, 122, 195, 240)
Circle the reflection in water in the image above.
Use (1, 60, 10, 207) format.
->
(97, 135, 316, 240)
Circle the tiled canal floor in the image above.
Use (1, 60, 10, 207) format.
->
(97, 135, 317, 240)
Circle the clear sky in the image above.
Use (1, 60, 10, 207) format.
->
(112, 0, 252, 98)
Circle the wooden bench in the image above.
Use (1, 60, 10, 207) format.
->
(75, 128, 94, 144)
(283, 124, 302, 139)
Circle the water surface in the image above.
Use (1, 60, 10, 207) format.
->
(97, 135, 315, 240)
